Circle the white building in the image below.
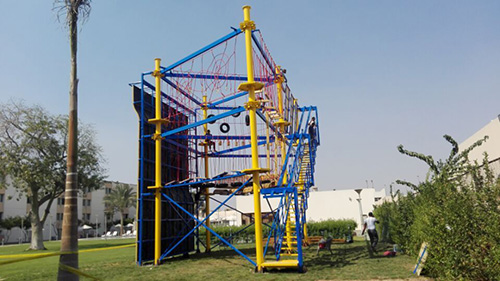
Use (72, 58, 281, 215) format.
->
(0, 180, 136, 244)
(459, 115, 500, 175)
(236, 187, 386, 233)
(209, 209, 242, 227)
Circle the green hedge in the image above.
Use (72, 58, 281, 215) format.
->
(306, 219, 356, 238)
(197, 219, 356, 244)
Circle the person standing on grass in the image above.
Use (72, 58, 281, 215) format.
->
(362, 212, 379, 252)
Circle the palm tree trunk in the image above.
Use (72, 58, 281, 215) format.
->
(58, 6, 79, 281)
(120, 213, 124, 236)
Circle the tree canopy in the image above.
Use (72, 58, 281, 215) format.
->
(0, 100, 106, 250)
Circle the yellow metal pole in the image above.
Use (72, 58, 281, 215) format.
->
(152, 58, 164, 265)
(275, 66, 288, 185)
(265, 112, 270, 170)
(202, 95, 211, 252)
(239, 5, 266, 271)
(275, 66, 292, 251)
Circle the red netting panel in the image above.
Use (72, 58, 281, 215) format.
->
(144, 30, 294, 181)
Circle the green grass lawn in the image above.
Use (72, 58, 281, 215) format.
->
(0, 238, 429, 280)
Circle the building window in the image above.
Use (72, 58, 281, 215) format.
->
(124, 214, 128, 219)
(105, 188, 112, 194)
(26, 197, 31, 204)
(84, 213, 91, 221)
(0, 194, 4, 202)
(57, 213, 63, 221)
(57, 198, 65, 205)
(0, 212, 3, 220)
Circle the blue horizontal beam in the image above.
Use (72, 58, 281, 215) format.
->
(206, 154, 270, 158)
(261, 187, 296, 195)
(159, 107, 245, 138)
(164, 72, 272, 83)
(160, 29, 243, 74)
(166, 135, 271, 141)
(163, 172, 247, 189)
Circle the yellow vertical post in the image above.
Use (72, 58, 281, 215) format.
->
(294, 98, 299, 133)
(153, 58, 162, 266)
(147, 58, 168, 266)
(239, 5, 267, 271)
(265, 112, 271, 170)
(202, 95, 211, 252)
(275, 66, 288, 185)
(275, 66, 293, 252)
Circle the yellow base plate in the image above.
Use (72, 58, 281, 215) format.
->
(262, 260, 299, 268)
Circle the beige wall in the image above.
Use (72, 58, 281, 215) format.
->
(236, 188, 386, 232)
(459, 116, 500, 175)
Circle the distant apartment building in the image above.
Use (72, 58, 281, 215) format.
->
(0, 179, 136, 244)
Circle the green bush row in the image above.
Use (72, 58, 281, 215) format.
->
(306, 219, 356, 238)
(197, 218, 356, 243)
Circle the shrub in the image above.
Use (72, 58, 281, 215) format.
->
(380, 135, 500, 280)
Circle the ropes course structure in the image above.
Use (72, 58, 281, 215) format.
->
(131, 6, 320, 273)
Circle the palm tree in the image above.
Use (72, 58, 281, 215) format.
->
(55, 1, 91, 280)
(104, 184, 136, 236)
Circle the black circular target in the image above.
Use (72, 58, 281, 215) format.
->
(207, 114, 216, 124)
(220, 123, 230, 133)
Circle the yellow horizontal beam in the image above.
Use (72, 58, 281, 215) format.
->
(147, 118, 169, 125)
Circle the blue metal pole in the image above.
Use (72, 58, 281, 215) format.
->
(294, 187, 303, 267)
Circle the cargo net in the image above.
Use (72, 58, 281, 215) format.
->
(141, 30, 299, 193)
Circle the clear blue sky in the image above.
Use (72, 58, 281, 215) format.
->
(1, 1, 499, 193)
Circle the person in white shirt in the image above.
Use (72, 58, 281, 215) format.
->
(362, 212, 379, 252)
